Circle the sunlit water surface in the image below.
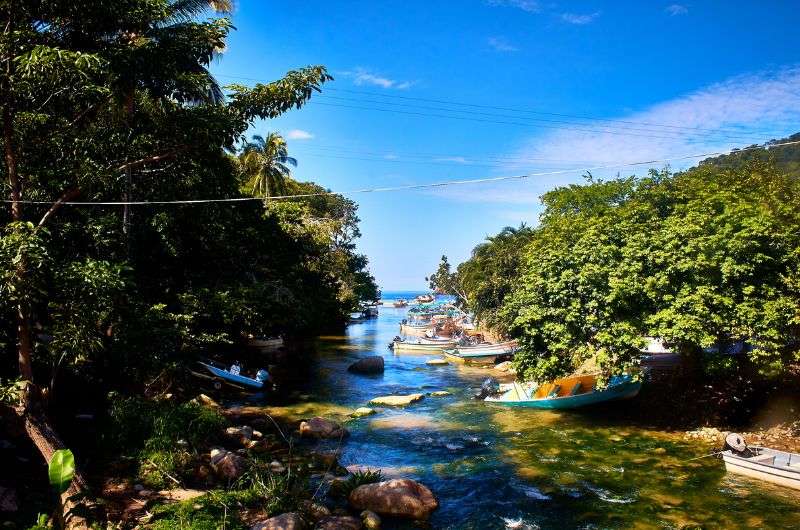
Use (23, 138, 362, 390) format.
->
(247, 293, 800, 529)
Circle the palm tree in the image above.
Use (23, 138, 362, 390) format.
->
(238, 133, 297, 198)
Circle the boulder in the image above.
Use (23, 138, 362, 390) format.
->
(299, 500, 331, 521)
(351, 407, 376, 417)
(209, 448, 247, 481)
(194, 393, 220, 408)
(226, 425, 254, 443)
(361, 510, 381, 529)
(369, 394, 424, 407)
(349, 478, 438, 520)
(299, 417, 349, 439)
(425, 358, 448, 366)
(316, 515, 362, 530)
(429, 391, 450, 397)
(251, 512, 306, 530)
(348, 356, 385, 375)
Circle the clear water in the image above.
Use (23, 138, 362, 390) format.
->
(254, 293, 800, 529)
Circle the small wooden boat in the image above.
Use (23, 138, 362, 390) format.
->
(393, 299, 408, 308)
(485, 374, 640, 409)
(197, 362, 270, 390)
(722, 438, 800, 490)
(391, 339, 454, 353)
(442, 349, 504, 365)
(452, 340, 518, 355)
(400, 323, 435, 336)
(415, 294, 435, 303)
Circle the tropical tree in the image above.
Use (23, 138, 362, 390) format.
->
(239, 132, 297, 198)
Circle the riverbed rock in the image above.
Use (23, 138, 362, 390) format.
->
(349, 478, 438, 520)
(361, 510, 381, 529)
(251, 512, 306, 530)
(348, 356, 385, 375)
(369, 394, 424, 407)
(351, 407, 376, 417)
(316, 515, 361, 530)
(226, 425, 254, 443)
(209, 448, 247, 480)
(299, 417, 349, 439)
(425, 359, 448, 366)
(299, 500, 331, 521)
(194, 393, 221, 408)
(429, 391, 450, 397)
(493, 361, 514, 373)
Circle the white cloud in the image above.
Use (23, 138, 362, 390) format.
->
(560, 11, 601, 24)
(286, 129, 314, 140)
(665, 4, 688, 15)
(486, 0, 541, 13)
(437, 66, 800, 204)
(347, 68, 414, 90)
(487, 36, 519, 52)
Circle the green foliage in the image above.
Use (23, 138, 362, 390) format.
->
(454, 151, 800, 381)
(48, 449, 76, 495)
(0, 377, 25, 405)
(26, 513, 50, 530)
(329, 469, 383, 499)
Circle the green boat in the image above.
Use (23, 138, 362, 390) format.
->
(486, 374, 641, 409)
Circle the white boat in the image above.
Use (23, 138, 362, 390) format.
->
(723, 441, 800, 490)
(452, 340, 518, 354)
(391, 339, 454, 353)
(400, 323, 435, 336)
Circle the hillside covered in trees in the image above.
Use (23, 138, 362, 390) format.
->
(431, 139, 800, 382)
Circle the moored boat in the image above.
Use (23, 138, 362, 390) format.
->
(393, 299, 409, 308)
(442, 348, 505, 365)
(486, 374, 641, 409)
(452, 340, 518, 354)
(391, 339, 455, 353)
(400, 322, 435, 336)
(197, 362, 270, 390)
(722, 434, 800, 490)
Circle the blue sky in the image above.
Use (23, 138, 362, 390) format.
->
(210, 1, 800, 290)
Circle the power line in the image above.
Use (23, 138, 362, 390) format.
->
(215, 73, 790, 139)
(5, 139, 797, 206)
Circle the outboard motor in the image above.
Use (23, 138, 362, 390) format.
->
(255, 369, 270, 384)
(474, 377, 501, 400)
(723, 432, 754, 457)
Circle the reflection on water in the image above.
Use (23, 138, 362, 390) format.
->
(257, 296, 800, 528)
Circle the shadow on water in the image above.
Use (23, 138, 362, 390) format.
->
(243, 294, 800, 529)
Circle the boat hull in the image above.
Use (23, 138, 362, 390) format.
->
(487, 377, 641, 409)
(400, 323, 434, 336)
(723, 450, 800, 490)
(443, 350, 501, 365)
(199, 362, 264, 389)
(392, 341, 452, 353)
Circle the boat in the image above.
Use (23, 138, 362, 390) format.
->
(722, 434, 800, 490)
(247, 336, 284, 349)
(391, 339, 455, 353)
(485, 374, 641, 409)
(415, 294, 435, 303)
(400, 322, 435, 336)
(443, 348, 506, 365)
(393, 299, 408, 308)
(418, 336, 457, 345)
(197, 362, 270, 390)
(452, 340, 518, 355)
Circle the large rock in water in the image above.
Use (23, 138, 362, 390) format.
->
(349, 478, 438, 520)
(299, 417, 349, 439)
(251, 512, 306, 530)
(348, 356, 385, 375)
(369, 394, 424, 407)
(316, 516, 362, 530)
(209, 448, 247, 481)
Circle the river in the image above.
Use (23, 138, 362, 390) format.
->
(252, 292, 800, 529)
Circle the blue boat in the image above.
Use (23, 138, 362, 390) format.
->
(198, 362, 270, 390)
(485, 374, 640, 409)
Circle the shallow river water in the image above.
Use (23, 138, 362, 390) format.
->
(255, 294, 800, 529)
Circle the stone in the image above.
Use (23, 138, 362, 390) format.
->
(251, 512, 306, 530)
(348, 356, 385, 375)
(369, 394, 424, 407)
(0, 486, 18, 512)
(299, 500, 331, 521)
(361, 510, 381, 529)
(299, 417, 349, 439)
(226, 425, 254, 442)
(429, 391, 450, 397)
(351, 407, 376, 417)
(493, 361, 514, 372)
(349, 478, 438, 520)
(270, 460, 287, 473)
(209, 448, 247, 481)
(194, 393, 220, 408)
(425, 359, 448, 366)
(316, 515, 362, 530)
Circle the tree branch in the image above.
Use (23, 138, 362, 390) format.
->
(38, 188, 81, 227)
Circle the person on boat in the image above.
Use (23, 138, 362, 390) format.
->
(230, 361, 241, 376)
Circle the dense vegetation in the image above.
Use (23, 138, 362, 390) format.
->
(431, 143, 800, 382)
(0, 0, 377, 524)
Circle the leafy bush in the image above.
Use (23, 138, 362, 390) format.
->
(328, 469, 383, 499)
